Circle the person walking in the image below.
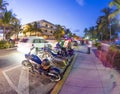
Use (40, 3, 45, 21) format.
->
(87, 40, 92, 54)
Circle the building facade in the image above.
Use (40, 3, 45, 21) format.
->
(20, 19, 56, 39)
(37, 20, 56, 39)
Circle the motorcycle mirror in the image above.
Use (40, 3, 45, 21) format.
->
(30, 47, 35, 50)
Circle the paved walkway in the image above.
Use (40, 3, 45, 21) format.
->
(59, 45, 120, 94)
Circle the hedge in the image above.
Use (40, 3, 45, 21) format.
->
(108, 46, 120, 70)
(94, 42, 101, 50)
(0, 40, 15, 49)
(96, 45, 120, 70)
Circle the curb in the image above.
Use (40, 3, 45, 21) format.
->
(6, 47, 17, 50)
(0, 47, 17, 51)
(50, 53, 78, 94)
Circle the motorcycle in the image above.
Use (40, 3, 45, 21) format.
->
(22, 47, 61, 82)
(37, 47, 70, 68)
(54, 44, 74, 57)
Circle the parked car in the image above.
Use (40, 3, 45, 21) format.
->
(72, 41, 79, 46)
(17, 36, 52, 53)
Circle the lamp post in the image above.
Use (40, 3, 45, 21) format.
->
(109, 17, 112, 42)
(109, 23, 112, 42)
(100, 32, 102, 41)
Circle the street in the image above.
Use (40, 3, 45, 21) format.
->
(0, 48, 24, 69)
(0, 48, 24, 94)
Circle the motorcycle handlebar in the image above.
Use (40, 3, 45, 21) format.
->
(30, 47, 35, 51)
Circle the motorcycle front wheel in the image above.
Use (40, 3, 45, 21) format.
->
(49, 72, 61, 82)
(22, 60, 31, 67)
(22, 60, 34, 73)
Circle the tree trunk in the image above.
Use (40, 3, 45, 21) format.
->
(16, 33, 18, 39)
(30, 31, 31, 36)
(3, 27, 6, 40)
(35, 31, 37, 36)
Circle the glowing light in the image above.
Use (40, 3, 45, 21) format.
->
(85, 36, 89, 39)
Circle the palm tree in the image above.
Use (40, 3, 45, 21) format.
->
(72, 33, 79, 39)
(54, 25, 65, 41)
(84, 28, 89, 37)
(84, 27, 97, 40)
(109, 0, 120, 19)
(0, 10, 16, 40)
(0, 0, 8, 12)
(89, 26, 97, 40)
(27, 23, 33, 36)
(64, 29, 72, 38)
(22, 22, 42, 37)
(96, 16, 106, 40)
(22, 24, 31, 36)
(11, 18, 21, 39)
(96, 8, 112, 40)
(32, 22, 42, 36)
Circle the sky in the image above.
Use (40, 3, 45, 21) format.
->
(7, 0, 112, 37)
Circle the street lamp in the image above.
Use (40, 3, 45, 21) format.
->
(100, 32, 102, 41)
(109, 23, 112, 42)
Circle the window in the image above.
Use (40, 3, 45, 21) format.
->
(44, 40, 48, 43)
(33, 39, 41, 43)
(40, 39, 45, 43)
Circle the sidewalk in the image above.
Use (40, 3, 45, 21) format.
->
(59, 45, 120, 94)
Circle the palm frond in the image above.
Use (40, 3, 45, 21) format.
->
(108, 9, 120, 19)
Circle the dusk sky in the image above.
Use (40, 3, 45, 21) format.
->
(7, 0, 112, 36)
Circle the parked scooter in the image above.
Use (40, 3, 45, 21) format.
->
(54, 43, 74, 57)
(22, 47, 61, 82)
(37, 47, 69, 68)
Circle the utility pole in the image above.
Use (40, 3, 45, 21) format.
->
(109, 17, 112, 42)
(110, 23, 111, 42)
(100, 32, 102, 41)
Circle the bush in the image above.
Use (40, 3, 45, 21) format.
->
(106, 45, 120, 69)
(0, 40, 15, 49)
(0, 40, 6, 49)
(94, 42, 101, 50)
(113, 50, 120, 69)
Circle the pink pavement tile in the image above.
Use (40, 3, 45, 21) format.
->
(63, 69, 102, 88)
(64, 78, 102, 88)
(59, 85, 83, 94)
(96, 69, 120, 87)
(69, 69, 102, 81)
(60, 82, 104, 94)
(80, 87, 104, 94)
(73, 63, 97, 70)
(95, 64, 107, 70)
(104, 86, 120, 94)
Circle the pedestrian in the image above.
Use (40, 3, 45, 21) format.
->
(87, 40, 92, 54)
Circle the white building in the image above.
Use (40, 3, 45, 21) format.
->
(20, 19, 57, 39)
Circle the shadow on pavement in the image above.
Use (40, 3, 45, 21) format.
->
(76, 50, 88, 54)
